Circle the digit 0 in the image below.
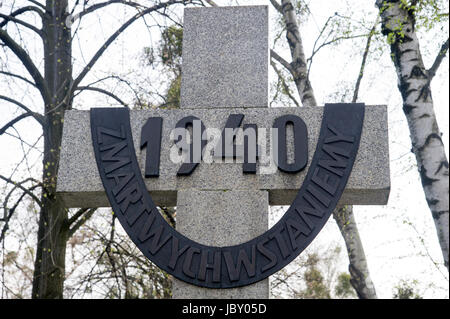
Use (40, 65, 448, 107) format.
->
(273, 115, 308, 173)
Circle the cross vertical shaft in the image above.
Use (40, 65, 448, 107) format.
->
(173, 5, 270, 298)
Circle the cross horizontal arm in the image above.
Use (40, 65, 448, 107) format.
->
(57, 106, 389, 207)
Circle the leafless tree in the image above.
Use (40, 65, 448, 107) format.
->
(268, 0, 379, 298)
(1, 0, 203, 299)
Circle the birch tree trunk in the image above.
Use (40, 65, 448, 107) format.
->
(333, 206, 377, 298)
(376, 0, 449, 270)
(279, 0, 317, 107)
(274, 0, 378, 298)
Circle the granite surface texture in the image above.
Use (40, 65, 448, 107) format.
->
(180, 6, 269, 109)
(57, 106, 390, 207)
(172, 190, 269, 298)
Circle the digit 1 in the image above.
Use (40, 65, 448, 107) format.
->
(273, 115, 308, 173)
(140, 117, 163, 177)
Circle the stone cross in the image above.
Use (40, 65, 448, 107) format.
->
(56, 6, 389, 299)
(174, 6, 270, 298)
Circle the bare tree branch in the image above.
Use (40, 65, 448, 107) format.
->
(270, 60, 300, 107)
(1, 131, 42, 154)
(269, 0, 283, 14)
(2, 177, 41, 214)
(67, 208, 89, 227)
(159, 206, 176, 227)
(78, 75, 144, 107)
(74, 0, 145, 21)
(428, 37, 449, 81)
(0, 70, 37, 88)
(0, 174, 42, 207)
(67, 208, 97, 238)
(307, 15, 334, 77)
(8, 134, 43, 180)
(308, 33, 373, 79)
(0, 113, 35, 136)
(70, 0, 185, 94)
(104, 215, 121, 296)
(0, 13, 44, 37)
(27, 0, 46, 9)
(314, 34, 374, 56)
(1, 184, 41, 241)
(67, 207, 98, 228)
(270, 49, 293, 72)
(0, 6, 44, 29)
(75, 86, 129, 108)
(353, 16, 379, 103)
(0, 29, 50, 101)
(203, 0, 218, 6)
(0, 95, 45, 126)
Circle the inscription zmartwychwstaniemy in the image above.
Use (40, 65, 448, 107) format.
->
(90, 103, 364, 288)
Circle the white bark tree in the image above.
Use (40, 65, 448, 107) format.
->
(269, 0, 378, 299)
(376, 0, 449, 270)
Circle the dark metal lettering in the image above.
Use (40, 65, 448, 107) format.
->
(224, 245, 256, 282)
(318, 135, 352, 177)
(214, 114, 244, 159)
(124, 201, 150, 227)
(256, 238, 277, 272)
(97, 125, 125, 144)
(140, 117, 163, 177)
(306, 183, 331, 208)
(294, 208, 314, 233)
(107, 172, 134, 197)
(317, 158, 345, 177)
(311, 167, 339, 196)
(325, 124, 355, 144)
(273, 114, 308, 173)
(100, 140, 131, 174)
(198, 250, 221, 282)
(323, 143, 350, 160)
(285, 217, 311, 250)
(269, 229, 290, 259)
(183, 247, 201, 278)
(147, 225, 172, 255)
(295, 200, 325, 219)
(116, 182, 142, 213)
(168, 237, 190, 270)
(137, 209, 156, 243)
(175, 116, 207, 176)
(137, 209, 172, 254)
(90, 103, 365, 288)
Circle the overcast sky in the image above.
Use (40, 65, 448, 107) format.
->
(0, 0, 448, 298)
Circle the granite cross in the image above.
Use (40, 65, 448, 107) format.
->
(57, 6, 390, 299)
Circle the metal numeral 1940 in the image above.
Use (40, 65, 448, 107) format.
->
(140, 114, 308, 176)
